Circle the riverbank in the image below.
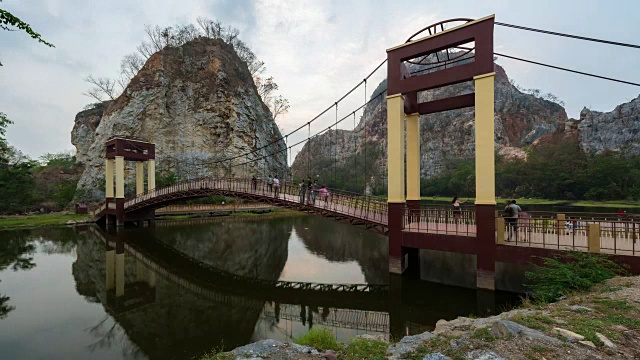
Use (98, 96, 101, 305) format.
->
(0, 208, 299, 229)
(204, 276, 640, 359)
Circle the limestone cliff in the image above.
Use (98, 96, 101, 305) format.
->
(72, 37, 287, 200)
(291, 63, 567, 192)
(577, 95, 640, 155)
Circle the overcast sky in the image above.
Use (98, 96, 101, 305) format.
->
(1, 0, 639, 160)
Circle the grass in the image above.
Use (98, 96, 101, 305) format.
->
(295, 327, 342, 352)
(407, 335, 466, 360)
(471, 327, 496, 342)
(509, 313, 556, 331)
(344, 337, 388, 360)
(0, 213, 90, 228)
(199, 352, 234, 360)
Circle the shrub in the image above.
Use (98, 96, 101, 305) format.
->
(525, 251, 626, 303)
(344, 337, 388, 360)
(295, 327, 341, 351)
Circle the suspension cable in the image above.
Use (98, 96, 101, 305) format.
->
(495, 52, 640, 87)
(495, 22, 640, 49)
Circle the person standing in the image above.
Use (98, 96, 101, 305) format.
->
(451, 197, 467, 223)
(299, 179, 307, 204)
(504, 200, 522, 241)
(319, 185, 329, 206)
(273, 176, 280, 198)
(251, 175, 257, 191)
(306, 177, 313, 204)
(311, 180, 319, 205)
(267, 175, 273, 194)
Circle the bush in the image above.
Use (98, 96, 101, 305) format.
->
(344, 337, 388, 360)
(295, 327, 341, 351)
(525, 251, 627, 303)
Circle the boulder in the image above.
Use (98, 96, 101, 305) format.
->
(466, 350, 504, 360)
(595, 332, 616, 348)
(490, 320, 563, 345)
(386, 332, 435, 359)
(423, 353, 452, 360)
(552, 327, 585, 342)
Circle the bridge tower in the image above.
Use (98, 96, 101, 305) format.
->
(104, 138, 156, 226)
(385, 16, 497, 287)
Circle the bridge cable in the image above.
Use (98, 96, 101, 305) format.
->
(334, 102, 338, 186)
(307, 122, 311, 178)
(495, 22, 640, 49)
(353, 111, 357, 191)
(363, 79, 367, 195)
(495, 52, 640, 87)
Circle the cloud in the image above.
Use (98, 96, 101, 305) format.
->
(1, 0, 639, 160)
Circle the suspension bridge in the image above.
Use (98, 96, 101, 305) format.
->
(92, 15, 640, 290)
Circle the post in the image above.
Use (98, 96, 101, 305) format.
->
(496, 217, 505, 244)
(115, 156, 125, 226)
(406, 112, 421, 214)
(588, 223, 601, 253)
(136, 161, 145, 196)
(473, 72, 497, 290)
(557, 213, 565, 235)
(105, 159, 115, 198)
(387, 94, 407, 274)
(148, 159, 156, 191)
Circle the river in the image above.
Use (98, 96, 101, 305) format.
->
(0, 214, 519, 359)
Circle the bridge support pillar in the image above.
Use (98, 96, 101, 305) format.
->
(387, 94, 407, 274)
(474, 72, 497, 290)
(115, 156, 125, 227)
(136, 161, 145, 196)
(148, 159, 156, 191)
(406, 112, 420, 211)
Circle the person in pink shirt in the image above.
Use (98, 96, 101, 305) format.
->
(319, 185, 329, 206)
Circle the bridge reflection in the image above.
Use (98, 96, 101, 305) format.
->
(72, 223, 517, 358)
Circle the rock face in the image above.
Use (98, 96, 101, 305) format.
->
(72, 38, 287, 200)
(291, 62, 567, 190)
(577, 95, 640, 155)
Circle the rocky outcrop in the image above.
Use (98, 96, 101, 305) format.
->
(291, 62, 567, 187)
(72, 38, 286, 200)
(577, 95, 640, 155)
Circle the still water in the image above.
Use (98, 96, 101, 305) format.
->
(0, 215, 518, 360)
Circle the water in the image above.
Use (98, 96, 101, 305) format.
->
(0, 215, 519, 360)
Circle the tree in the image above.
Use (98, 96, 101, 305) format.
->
(83, 75, 118, 102)
(0, 112, 11, 160)
(0, 1, 54, 66)
(271, 96, 290, 121)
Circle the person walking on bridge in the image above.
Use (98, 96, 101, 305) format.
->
(251, 175, 257, 191)
(311, 179, 319, 205)
(306, 177, 313, 204)
(504, 200, 522, 241)
(319, 185, 329, 206)
(273, 176, 280, 198)
(452, 197, 467, 223)
(299, 179, 307, 204)
(267, 175, 273, 194)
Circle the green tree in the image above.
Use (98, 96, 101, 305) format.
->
(0, 1, 55, 66)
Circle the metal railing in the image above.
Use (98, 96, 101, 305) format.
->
(403, 206, 477, 237)
(155, 203, 272, 214)
(496, 214, 639, 256)
(93, 177, 388, 225)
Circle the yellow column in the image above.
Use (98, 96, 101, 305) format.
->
(115, 156, 125, 199)
(136, 162, 144, 195)
(473, 73, 496, 205)
(115, 252, 125, 297)
(406, 113, 420, 201)
(105, 159, 115, 198)
(148, 159, 156, 191)
(105, 250, 115, 290)
(387, 94, 405, 203)
(588, 223, 601, 253)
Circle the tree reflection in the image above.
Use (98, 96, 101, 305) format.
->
(0, 229, 37, 319)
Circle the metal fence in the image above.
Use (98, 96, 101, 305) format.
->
(403, 206, 476, 237)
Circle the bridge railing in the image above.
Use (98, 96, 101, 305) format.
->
(117, 177, 387, 225)
(496, 215, 639, 256)
(403, 206, 476, 236)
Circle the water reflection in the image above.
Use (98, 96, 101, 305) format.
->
(0, 216, 520, 360)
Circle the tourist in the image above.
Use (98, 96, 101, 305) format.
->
(319, 185, 329, 206)
(267, 174, 273, 193)
(504, 200, 522, 241)
(306, 177, 313, 204)
(251, 175, 257, 191)
(273, 176, 280, 198)
(311, 179, 319, 205)
(451, 197, 466, 222)
(299, 179, 307, 204)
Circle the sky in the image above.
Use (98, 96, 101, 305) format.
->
(1, 0, 639, 160)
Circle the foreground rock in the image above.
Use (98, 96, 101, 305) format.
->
(73, 37, 287, 201)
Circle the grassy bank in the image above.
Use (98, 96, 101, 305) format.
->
(0, 213, 91, 228)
